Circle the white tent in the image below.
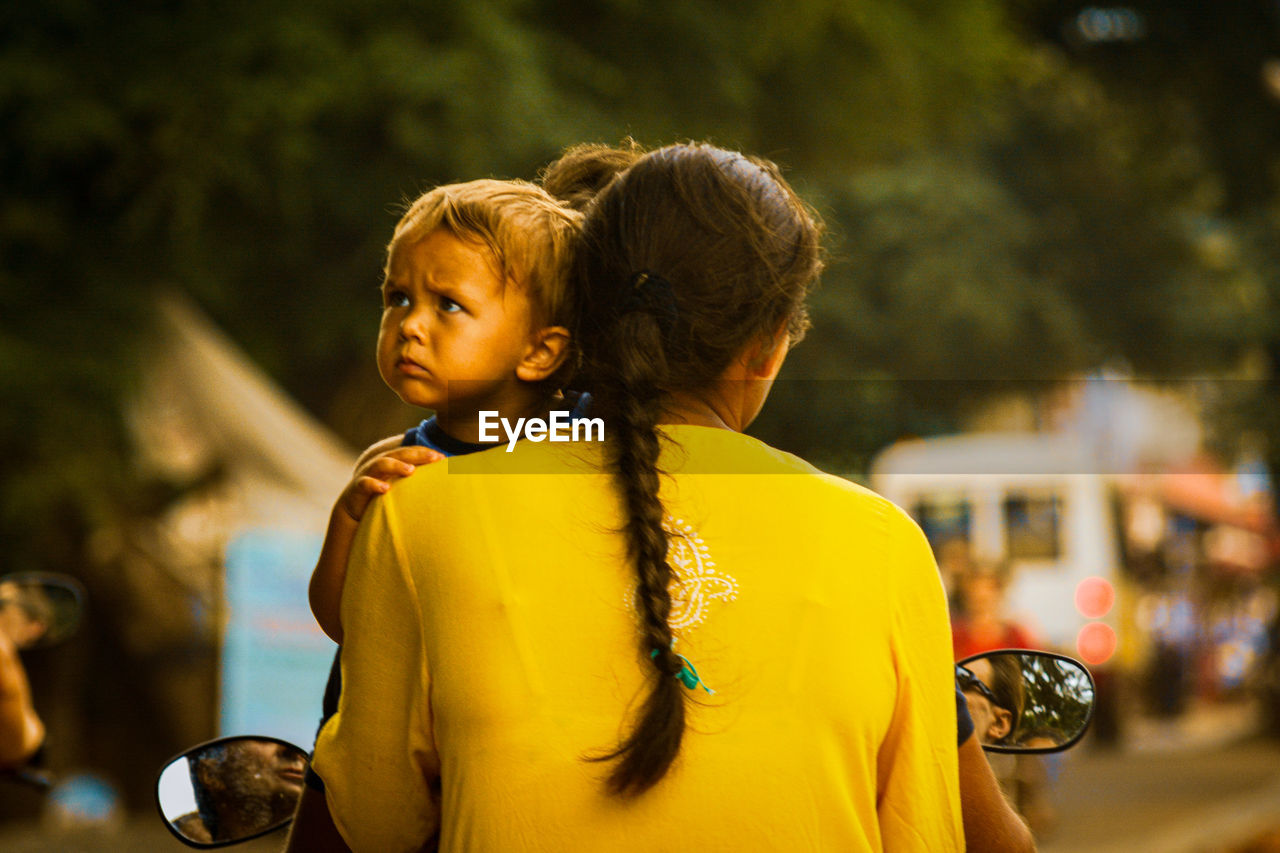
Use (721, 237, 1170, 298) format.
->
(132, 293, 355, 535)
(120, 294, 357, 746)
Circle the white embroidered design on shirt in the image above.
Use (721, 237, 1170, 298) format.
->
(661, 517, 738, 631)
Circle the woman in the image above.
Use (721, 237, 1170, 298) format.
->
(306, 143, 964, 851)
(952, 560, 1037, 661)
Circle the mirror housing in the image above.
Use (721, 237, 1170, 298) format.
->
(155, 736, 308, 848)
(0, 572, 86, 651)
(957, 650, 1095, 754)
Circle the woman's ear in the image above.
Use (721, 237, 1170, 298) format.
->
(987, 706, 1013, 742)
(744, 325, 791, 381)
(516, 326, 571, 383)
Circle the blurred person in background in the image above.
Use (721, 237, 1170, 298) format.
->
(0, 581, 49, 769)
(1012, 730, 1063, 839)
(952, 560, 1037, 661)
(936, 535, 975, 615)
(1266, 601, 1280, 739)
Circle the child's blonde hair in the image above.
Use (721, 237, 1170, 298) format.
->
(389, 179, 582, 329)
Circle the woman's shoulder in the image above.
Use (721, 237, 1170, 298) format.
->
(665, 426, 919, 520)
(805, 469, 924, 541)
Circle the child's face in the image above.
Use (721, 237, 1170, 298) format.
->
(377, 229, 546, 418)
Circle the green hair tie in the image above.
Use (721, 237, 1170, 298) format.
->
(650, 647, 714, 694)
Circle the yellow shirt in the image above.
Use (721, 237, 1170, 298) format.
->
(312, 425, 962, 852)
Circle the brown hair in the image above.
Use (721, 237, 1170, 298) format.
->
(539, 139, 647, 212)
(987, 654, 1027, 744)
(574, 143, 824, 796)
(390, 179, 582, 331)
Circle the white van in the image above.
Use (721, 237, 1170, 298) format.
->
(870, 432, 1128, 668)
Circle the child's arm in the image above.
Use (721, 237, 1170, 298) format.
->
(310, 438, 444, 643)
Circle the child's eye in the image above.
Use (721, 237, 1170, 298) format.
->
(437, 296, 462, 313)
(383, 288, 410, 309)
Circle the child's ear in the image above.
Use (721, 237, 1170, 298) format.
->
(516, 325, 571, 382)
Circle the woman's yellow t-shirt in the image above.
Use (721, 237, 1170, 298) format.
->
(312, 425, 962, 851)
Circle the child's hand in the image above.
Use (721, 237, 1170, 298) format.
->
(336, 446, 444, 523)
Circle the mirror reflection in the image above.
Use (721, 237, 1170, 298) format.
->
(157, 736, 307, 846)
(957, 650, 1095, 753)
(0, 572, 85, 651)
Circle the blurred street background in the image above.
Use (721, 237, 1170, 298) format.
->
(4, 0, 1280, 849)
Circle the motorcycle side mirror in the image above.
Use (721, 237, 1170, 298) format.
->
(155, 736, 308, 848)
(957, 650, 1095, 754)
(0, 572, 86, 651)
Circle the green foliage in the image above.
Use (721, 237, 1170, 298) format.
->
(1016, 654, 1095, 743)
(3, 0, 1277, 564)
(751, 33, 1268, 468)
(815, 155, 1087, 380)
(751, 154, 1081, 469)
(0, 0, 1031, 529)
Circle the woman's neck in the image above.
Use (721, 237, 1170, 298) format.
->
(657, 391, 739, 433)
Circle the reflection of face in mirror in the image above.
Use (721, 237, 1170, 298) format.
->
(172, 739, 307, 843)
(959, 657, 1025, 746)
(960, 651, 1097, 753)
(0, 581, 52, 651)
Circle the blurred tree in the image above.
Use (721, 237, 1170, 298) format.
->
(751, 152, 1084, 472)
(0, 0, 1033, 803)
(1017, 0, 1280, 213)
(536, 0, 1023, 164)
(1009, 1, 1280, 515)
(0, 0, 1030, 535)
(752, 48, 1263, 468)
(5, 0, 1278, 800)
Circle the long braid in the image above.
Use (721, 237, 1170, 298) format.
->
(587, 312, 688, 796)
(562, 141, 825, 798)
